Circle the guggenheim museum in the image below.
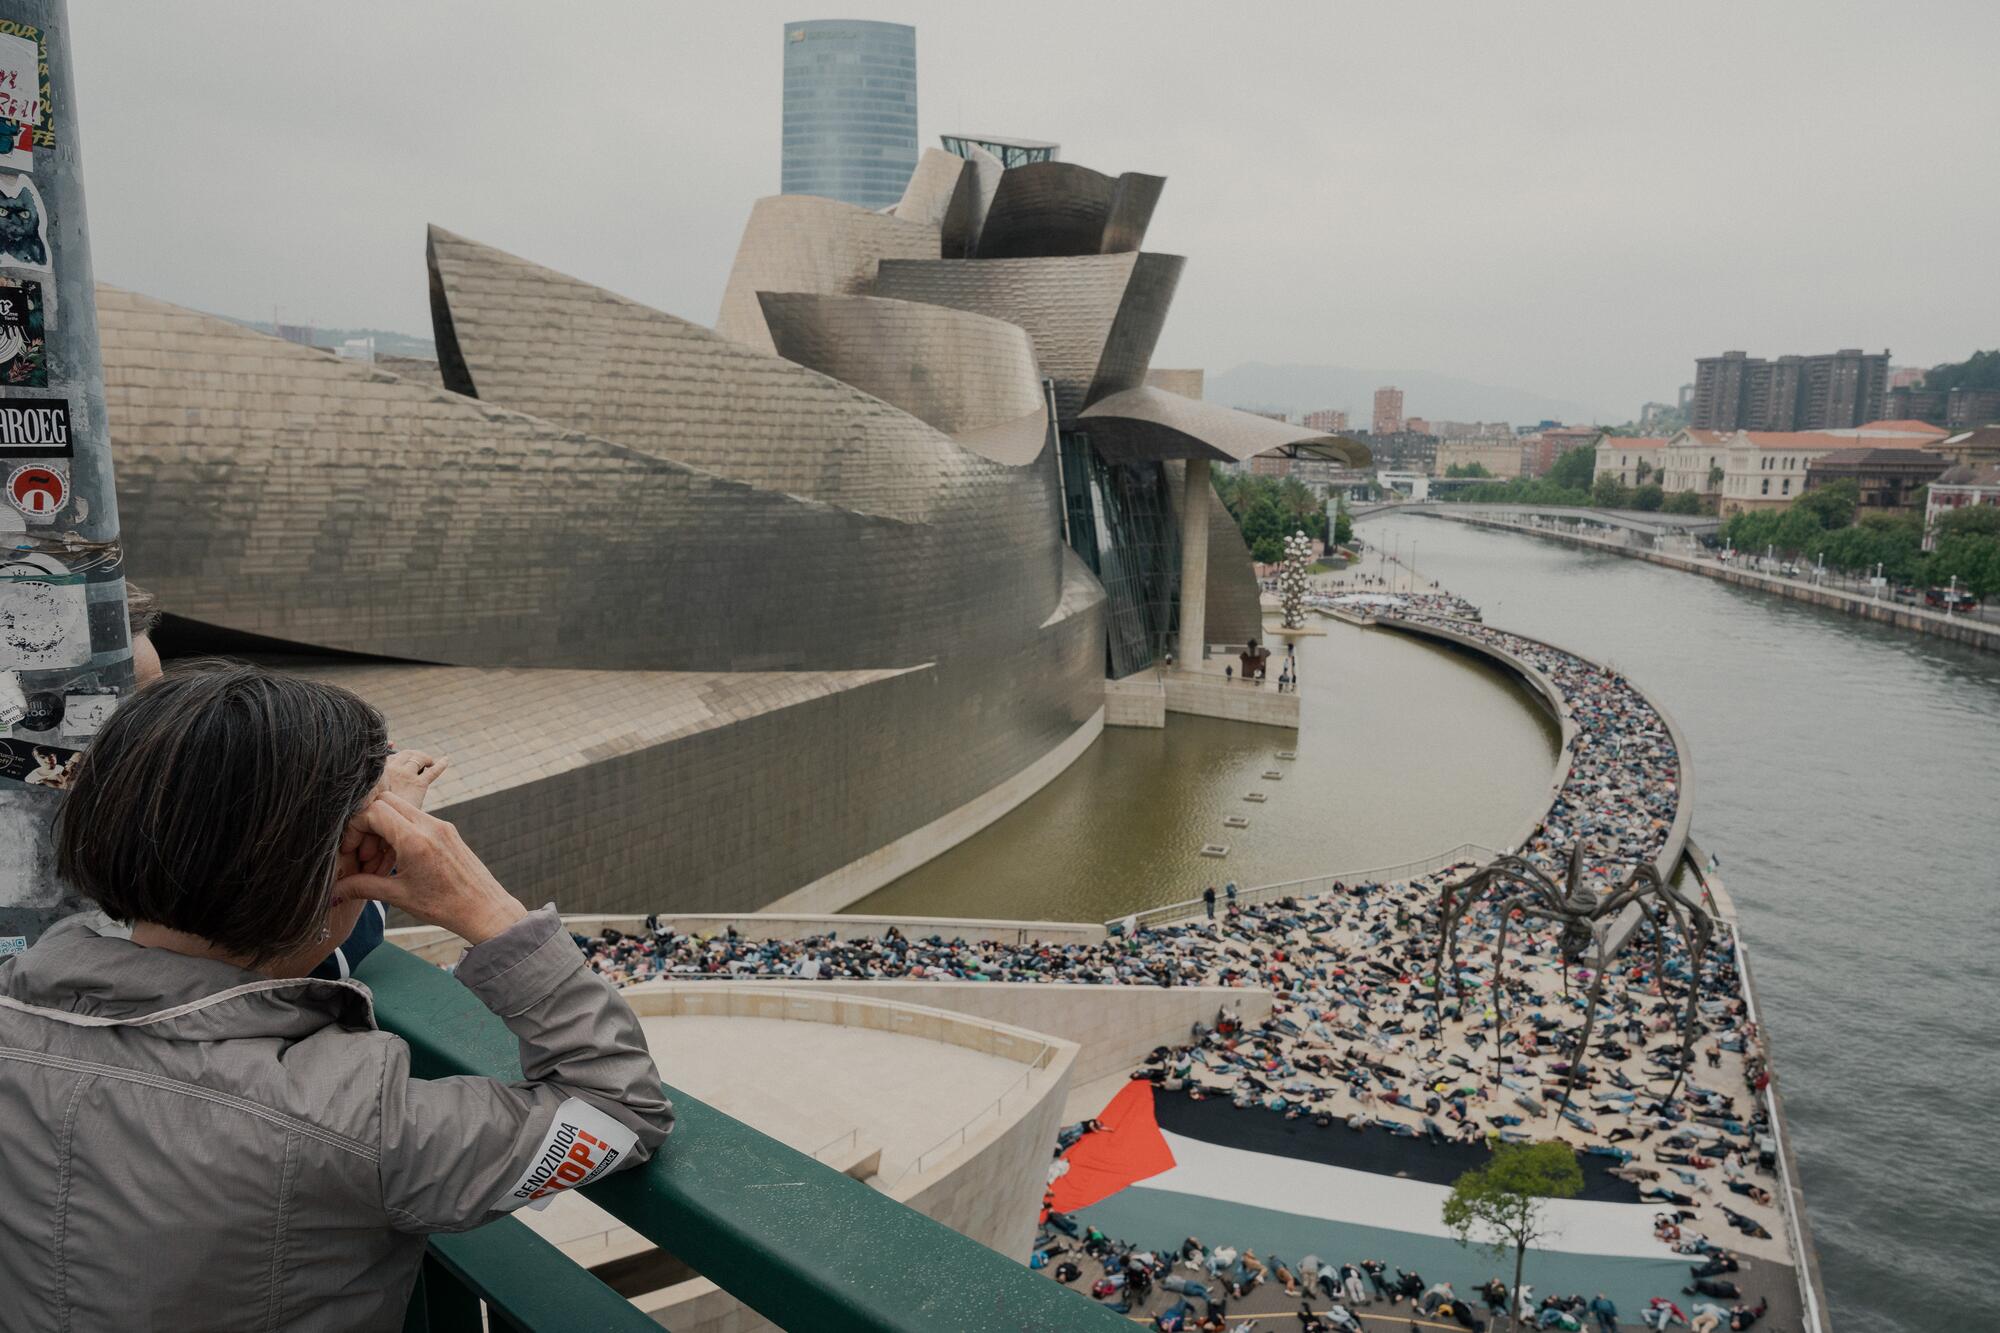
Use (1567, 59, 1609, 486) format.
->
(100, 139, 1366, 918)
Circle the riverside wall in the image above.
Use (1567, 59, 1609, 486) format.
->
(1422, 510, 2000, 655)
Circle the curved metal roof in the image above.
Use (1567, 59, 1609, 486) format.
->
(1078, 386, 1373, 466)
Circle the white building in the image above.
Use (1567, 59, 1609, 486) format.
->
(1592, 437, 1667, 488)
(1661, 428, 1736, 498)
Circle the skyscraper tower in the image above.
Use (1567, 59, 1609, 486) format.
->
(1373, 385, 1405, 435)
(781, 20, 918, 210)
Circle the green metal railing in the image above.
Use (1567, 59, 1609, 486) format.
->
(358, 943, 1124, 1332)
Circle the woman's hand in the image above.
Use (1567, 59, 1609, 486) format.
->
(382, 747, 449, 807)
(336, 748, 450, 882)
(334, 792, 526, 945)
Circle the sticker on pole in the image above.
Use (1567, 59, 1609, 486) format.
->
(0, 551, 88, 670)
(0, 734, 80, 789)
(0, 174, 48, 272)
(0, 276, 46, 384)
(0, 395, 68, 456)
(0, 19, 51, 161)
(500, 1097, 640, 1212)
(6, 461, 63, 519)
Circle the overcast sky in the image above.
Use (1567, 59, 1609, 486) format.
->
(72, 1, 2000, 422)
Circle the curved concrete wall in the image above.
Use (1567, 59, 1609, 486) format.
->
(599, 986, 1076, 1333)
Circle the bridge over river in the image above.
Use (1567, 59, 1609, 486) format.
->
(1352, 499, 1722, 539)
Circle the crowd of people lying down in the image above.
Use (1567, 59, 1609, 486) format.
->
(576, 864, 1786, 1251)
(1030, 1216, 1774, 1331)
(1388, 612, 1683, 883)
(567, 607, 1784, 1325)
(1312, 588, 1484, 621)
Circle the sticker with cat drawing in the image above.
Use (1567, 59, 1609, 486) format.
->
(0, 174, 48, 273)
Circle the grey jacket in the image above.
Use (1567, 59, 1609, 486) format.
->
(0, 906, 674, 1331)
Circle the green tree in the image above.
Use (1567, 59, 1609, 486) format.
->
(1251, 534, 1282, 564)
(1547, 445, 1598, 492)
(1592, 474, 1630, 508)
(1792, 478, 1858, 531)
(1927, 531, 2000, 598)
(1663, 490, 1703, 515)
(1630, 483, 1664, 511)
(1921, 350, 2000, 394)
(1218, 472, 1330, 552)
(1446, 462, 1495, 478)
(1937, 504, 2000, 540)
(1442, 1141, 1584, 1328)
(1634, 459, 1654, 485)
(1333, 501, 1354, 547)
(1708, 464, 1725, 488)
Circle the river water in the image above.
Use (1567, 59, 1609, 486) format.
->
(858, 511, 2000, 1331)
(856, 609, 1559, 922)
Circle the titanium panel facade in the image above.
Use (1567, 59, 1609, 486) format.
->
(432, 226, 963, 523)
(781, 20, 918, 211)
(713, 194, 939, 354)
(974, 162, 1165, 259)
(874, 252, 1185, 420)
(1080, 385, 1372, 465)
(757, 292, 1048, 462)
(99, 287, 1065, 677)
(100, 284, 1106, 917)
(292, 560, 1102, 918)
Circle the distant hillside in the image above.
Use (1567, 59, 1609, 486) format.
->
(1208, 362, 1607, 427)
(221, 317, 437, 360)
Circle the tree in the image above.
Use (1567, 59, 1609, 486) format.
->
(1708, 464, 1725, 488)
(1447, 462, 1495, 478)
(1630, 483, 1665, 511)
(1251, 534, 1282, 564)
(1442, 1141, 1584, 1328)
(1928, 531, 2000, 598)
(1634, 459, 1654, 484)
(1921, 350, 2000, 394)
(1938, 504, 2000, 540)
(1333, 501, 1354, 547)
(1663, 490, 1703, 515)
(1592, 474, 1630, 508)
(1792, 478, 1858, 531)
(1547, 445, 1598, 492)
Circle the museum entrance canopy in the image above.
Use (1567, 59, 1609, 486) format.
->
(1078, 384, 1374, 467)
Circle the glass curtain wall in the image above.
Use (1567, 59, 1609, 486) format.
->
(1058, 430, 1181, 677)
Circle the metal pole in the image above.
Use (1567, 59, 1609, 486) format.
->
(0, 0, 131, 953)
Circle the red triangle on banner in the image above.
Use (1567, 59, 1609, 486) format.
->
(1048, 1080, 1177, 1214)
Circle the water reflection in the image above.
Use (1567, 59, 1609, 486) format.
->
(852, 617, 1558, 922)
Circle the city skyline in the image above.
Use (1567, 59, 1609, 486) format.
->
(69, 2, 2000, 424)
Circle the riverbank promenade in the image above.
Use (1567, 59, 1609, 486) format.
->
(1412, 507, 2000, 655)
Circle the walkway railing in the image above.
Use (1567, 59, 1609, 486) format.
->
(361, 943, 1125, 1332)
(884, 1055, 1053, 1187)
(1110, 842, 1500, 930)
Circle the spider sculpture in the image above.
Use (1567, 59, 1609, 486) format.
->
(1427, 843, 1715, 1122)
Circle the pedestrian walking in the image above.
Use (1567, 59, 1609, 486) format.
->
(1203, 886, 1217, 919)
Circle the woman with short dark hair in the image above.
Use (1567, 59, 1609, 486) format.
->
(0, 664, 674, 1330)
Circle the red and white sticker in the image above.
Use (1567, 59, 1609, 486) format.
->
(501, 1097, 640, 1212)
(6, 462, 65, 519)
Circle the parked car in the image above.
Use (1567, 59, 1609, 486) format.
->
(1892, 585, 1922, 605)
(1924, 587, 1979, 612)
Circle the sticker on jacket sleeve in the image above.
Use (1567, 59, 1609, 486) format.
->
(502, 1097, 639, 1212)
